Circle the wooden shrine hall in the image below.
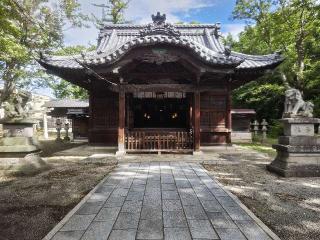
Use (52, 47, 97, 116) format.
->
(39, 12, 283, 155)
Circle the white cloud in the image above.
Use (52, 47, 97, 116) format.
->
(125, 0, 215, 23)
(222, 23, 246, 39)
(63, 0, 215, 45)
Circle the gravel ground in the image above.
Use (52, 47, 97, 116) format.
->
(203, 154, 320, 240)
(0, 141, 117, 240)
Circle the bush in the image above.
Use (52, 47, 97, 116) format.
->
(268, 119, 283, 138)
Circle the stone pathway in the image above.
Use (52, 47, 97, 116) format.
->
(45, 162, 278, 240)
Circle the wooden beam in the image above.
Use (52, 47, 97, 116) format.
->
(178, 58, 201, 76)
(122, 72, 193, 80)
(116, 89, 126, 155)
(226, 80, 232, 144)
(122, 84, 228, 93)
(193, 91, 201, 152)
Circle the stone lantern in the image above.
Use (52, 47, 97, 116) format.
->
(64, 120, 70, 141)
(261, 119, 268, 142)
(252, 120, 259, 137)
(55, 118, 62, 141)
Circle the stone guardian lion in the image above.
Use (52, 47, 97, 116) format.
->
(283, 88, 314, 118)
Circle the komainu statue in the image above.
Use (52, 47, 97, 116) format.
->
(283, 88, 314, 118)
(1, 90, 33, 121)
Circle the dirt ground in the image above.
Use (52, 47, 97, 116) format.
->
(0, 141, 117, 240)
(203, 154, 320, 240)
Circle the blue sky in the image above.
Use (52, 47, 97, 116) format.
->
(64, 0, 246, 46)
(39, 0, 246, 97)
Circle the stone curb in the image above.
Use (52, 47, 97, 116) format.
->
(42, 168, 115, 240)
(201, 165, 281, 240)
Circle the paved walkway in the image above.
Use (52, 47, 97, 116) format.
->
(45, 162, 278, 240)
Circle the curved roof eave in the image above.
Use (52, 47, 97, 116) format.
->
(38, 13, 284, 73)
(38, 60, 90, 90)
(39, 35, 243, 70)
(231, 51, 284, 70)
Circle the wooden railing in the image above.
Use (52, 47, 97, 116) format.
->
(125, 130, 193, 152)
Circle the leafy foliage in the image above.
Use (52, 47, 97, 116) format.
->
(0, 0, 88, 103)
(230, 0, 320, 120)
(233, 80, 286, 120)
(48, 0, 131, 99)
(47, 45, 94, 100)
(92, 0, 130, 26)
(48, 78, 88, 100)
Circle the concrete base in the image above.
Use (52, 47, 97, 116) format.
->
(115, 150, 126, 157)
(267, 151, 320, 177)
(282, 118, 320, 136)
(0, 120, 44, 174)
(193, 150, 203, 155)
(267, 117, 320, 177)
(0, 136, 40, 155)
(231, 132, 252, 143)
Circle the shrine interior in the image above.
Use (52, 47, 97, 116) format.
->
(130, 92, 189, 129)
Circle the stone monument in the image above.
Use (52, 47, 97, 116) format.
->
(267, 88, 320, 177)
(55, 118, 63, 141)
(0, 90, 43, 171)
(64, 119, 70, 141)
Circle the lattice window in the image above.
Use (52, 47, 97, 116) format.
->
(200, 93, 226, 128)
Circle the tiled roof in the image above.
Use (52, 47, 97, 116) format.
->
(43, 99, 89, 108)
(231, 51, 282, 69)
(39, 14, 283, 71)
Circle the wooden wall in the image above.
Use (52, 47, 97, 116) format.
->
(88, 90, 230, 145)
(200, 92, 228, 144)
(72, 117, 89, 139)
(88, 90, 118, 145)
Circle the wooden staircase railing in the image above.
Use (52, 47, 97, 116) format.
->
(125, 130, 193, 152)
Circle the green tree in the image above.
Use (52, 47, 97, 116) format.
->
(48, 0, 131, 100)
(47, 45, 94, 99)
(92, 0, 130, 25)
(48, 77, 88, 100)
(231, 0, 320, 119)
(0, 0, 88, 103)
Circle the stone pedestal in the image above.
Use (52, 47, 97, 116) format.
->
(0, 120, 42, 171)
(267, 118, 320, 177)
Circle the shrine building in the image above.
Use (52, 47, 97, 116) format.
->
(39, 13, 283, 155)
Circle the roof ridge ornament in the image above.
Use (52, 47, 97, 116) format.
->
(224, 45, 231, 57)
(152, 12, 166, 25)
(140, 12, 181, 37)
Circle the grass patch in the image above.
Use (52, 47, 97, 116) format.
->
(235, 140, 277, 157)
(39, 140, 86, 157)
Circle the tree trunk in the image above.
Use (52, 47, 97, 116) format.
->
(295, 7, 307, 90)
(0, 64, 17, 104)
(280, 71, 289, 89)
(295, 39, 305, 89)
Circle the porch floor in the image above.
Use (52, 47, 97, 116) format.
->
(44, 161, 279, 240)
(49, 144, 269, 164)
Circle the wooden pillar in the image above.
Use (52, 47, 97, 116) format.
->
(117, 89, 126, 155)
(88, 92, 94, 143)
(226, 81, 232, 144)
(193, 91, 201, 153)
(187, 93, 193, 129)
